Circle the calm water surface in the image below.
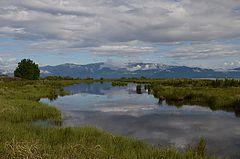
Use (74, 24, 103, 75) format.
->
(41, 83, 240, 158)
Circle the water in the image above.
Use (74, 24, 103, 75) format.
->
(40, 83, 240, 158)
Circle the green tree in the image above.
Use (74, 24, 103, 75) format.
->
(14, 59, 40, 80)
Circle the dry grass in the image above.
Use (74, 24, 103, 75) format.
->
(4, 139, 43, 159)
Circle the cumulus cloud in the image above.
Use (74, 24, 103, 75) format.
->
(102, 59, 128, 69)
(0, 0, 240, 69)
(0, 0, 240, 47)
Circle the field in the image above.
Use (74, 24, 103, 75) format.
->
(0, 77, 223, 158)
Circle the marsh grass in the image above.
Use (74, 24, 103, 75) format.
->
(111, 81, 128, 87)
(151, 85, 240, 116)
(111, 78, 240, 116)
(0, 78, 219, 158)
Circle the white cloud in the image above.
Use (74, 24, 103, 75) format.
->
(101, 59, 128, 69)
(0, 0, 240, 47)
(224, 60, 240, 69)
(0, 57, 17, 74)
(91, 44, 158, 56)
(0, 0, 240, 69)
(165, 41, 240, 60)
(0, 27, 25, 37)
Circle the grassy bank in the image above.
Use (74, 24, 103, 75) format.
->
(147, 79, 240, 117)
(0, 77, 216, 159)
(110, 78, 240, 117)
(151, 85, 240, 115)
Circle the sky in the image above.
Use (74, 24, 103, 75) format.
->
(0, 0, 240, 72)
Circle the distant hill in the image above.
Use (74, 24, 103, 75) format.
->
(231, 67, 240, 71)
(39, 62, 240, 78)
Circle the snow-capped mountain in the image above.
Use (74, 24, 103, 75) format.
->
(125, 63, 169, 71)
(39, 62, 240, 78)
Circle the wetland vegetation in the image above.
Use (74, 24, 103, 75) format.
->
(0, 77, 220, 159)
(112, 78, 240, 117)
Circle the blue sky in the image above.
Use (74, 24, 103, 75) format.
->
(0, 0, 240, 72)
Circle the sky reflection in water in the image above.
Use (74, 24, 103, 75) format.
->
(41, 83, 240, 158)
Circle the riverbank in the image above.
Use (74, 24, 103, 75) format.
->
(111, 78, 240, 117)
(0, 78, 217, 158)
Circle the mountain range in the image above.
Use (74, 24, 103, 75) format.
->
(39, 63, 240, 78)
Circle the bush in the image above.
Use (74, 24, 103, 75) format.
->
(14, 59, 40, 80)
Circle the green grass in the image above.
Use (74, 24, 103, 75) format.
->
(112, 81, 128, 87)
(0, 77, 219, 158)
(151, 84, 240, 117)
(110, 78, 240, 117)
